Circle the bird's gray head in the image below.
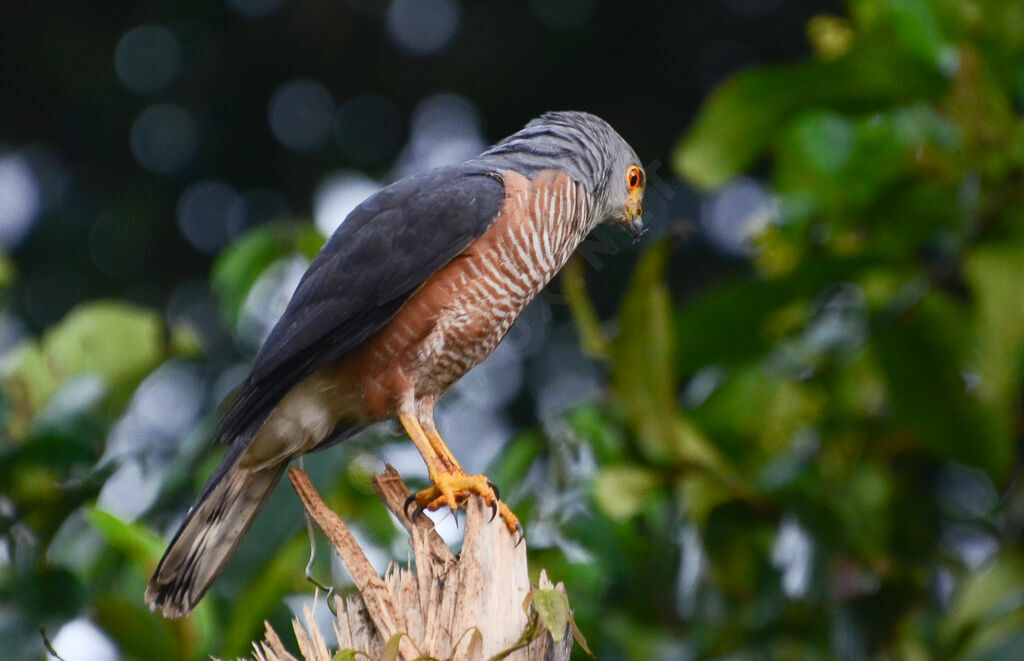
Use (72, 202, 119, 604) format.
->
(479, 111, 646, 240)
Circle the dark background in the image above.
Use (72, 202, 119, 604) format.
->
(2, 0, 831, 330)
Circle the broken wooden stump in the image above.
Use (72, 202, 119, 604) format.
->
(245, 465, 580, 661)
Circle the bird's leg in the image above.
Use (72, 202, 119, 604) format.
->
(396, 412, 520, 534)
(424, 425, 467, 476)
(397, 412, 455, 489)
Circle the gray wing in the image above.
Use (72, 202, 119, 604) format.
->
(218, 165, 506, 442)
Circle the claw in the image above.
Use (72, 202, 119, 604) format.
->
(487, 480, 500, 502)
(488, 500, 498, 523)
(513, 522, 526, 548)
(411, 506, 426, 523)
(403, 493, 417, 520)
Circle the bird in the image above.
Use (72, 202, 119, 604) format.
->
(145, 110, 645, 618)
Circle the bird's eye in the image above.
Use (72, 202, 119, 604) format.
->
(627, 166, 642, 191)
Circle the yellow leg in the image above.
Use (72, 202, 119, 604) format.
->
(425, 426, 466, 475)
(397, 412, 450, 484)
(396, 413, 521, 535)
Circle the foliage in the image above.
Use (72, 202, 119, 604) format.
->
(2, 1, 1024, 660)
(565, 0, 1024, 657)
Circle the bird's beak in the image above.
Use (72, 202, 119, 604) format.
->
(626, 217, 646, 243)
(624, 196, 645, 243)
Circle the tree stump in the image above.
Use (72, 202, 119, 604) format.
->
(247, 465, 577, 661)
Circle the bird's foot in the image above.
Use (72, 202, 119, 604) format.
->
(404, 473, 521, 535)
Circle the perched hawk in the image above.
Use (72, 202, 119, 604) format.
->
(147, 111, 645, 617)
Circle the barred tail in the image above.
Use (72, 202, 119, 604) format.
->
(144, 461, 287, 618)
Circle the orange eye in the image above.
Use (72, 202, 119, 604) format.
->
(627, 166, 642, 191)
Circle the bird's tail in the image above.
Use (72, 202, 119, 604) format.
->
(145, 459, 287, 618)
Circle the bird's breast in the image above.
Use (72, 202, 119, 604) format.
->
(344, 169, 593, 415)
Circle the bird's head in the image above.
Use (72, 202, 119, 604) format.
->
(481, 110, 646, 240)
(603, 147, 646, 242)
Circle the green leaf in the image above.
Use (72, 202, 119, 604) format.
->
(44, 302, 162, 384)
(487, 431, 544, 496)
(568, 608, 595, 658)
(0, 251, 14, 290)
(785, 111, 856, 176)
(674, 38, 945, 189)
(966, 244, 1024, 412)
(876, 0, 950, 70)
(873, 292, 1008, 478)
(611, 242, 733, 476)
(561, 256, 609, 358)
(593, 465, 660, 521)
(332, 649, 359, 661)
(2, 301, 164, 437)
(86, 507, 166, 573)
(941, 552, 1024, 659)
(528, 589, 569, 643)
(567, 404, 626, 463)
(93, 596, 179, 661)
(211, 222, 325, 326)
(86, 508, 216, 657)
(379, 633, 403, 661)
(693, 367, 822, 458)
(678, 472, 732, 527)
(223, 535, 313, 656)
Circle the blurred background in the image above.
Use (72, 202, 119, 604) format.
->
(3, 0, 1024, 659)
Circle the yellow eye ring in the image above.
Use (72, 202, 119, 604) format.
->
(627, 166, 642, 191)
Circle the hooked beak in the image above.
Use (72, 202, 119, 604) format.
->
(626, 217, 646, 243)
(624, 197, 645, 243)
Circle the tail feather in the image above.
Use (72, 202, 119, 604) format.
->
(145, 462, 287, 618)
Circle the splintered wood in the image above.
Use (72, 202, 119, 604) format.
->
(283, 465, 572, 661)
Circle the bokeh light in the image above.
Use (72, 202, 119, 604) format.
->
(50, 618, 118, 661)
(268, 79, 336, 152)
(386, 0, 462, 56)
(98, 362, 208, 519)
(393, 93, 485, 177)
(176, 180, 244, 253)
(676, 525, 706, 617)
(0, 311, 26, 358)
(771, 516, 813, 599)
(699, 176, 776, 256)
(34, 374, 107, 428)
(313, 171, 380, 236)
(130, 103, 198, 174)
(937, 462, 999, 520)
(0, 152, 41, 249)
(107, 361, 207, 460)
(114, 25, 181, 94)
(942, 524, 999, 571)
(237, 255, 308, 350)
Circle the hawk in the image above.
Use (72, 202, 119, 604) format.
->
(146, 111, 645, 617)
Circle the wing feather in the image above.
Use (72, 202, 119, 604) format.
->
(218, 165, 506, 442)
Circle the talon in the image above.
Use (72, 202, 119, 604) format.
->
(514, 522, 526, 548)
(403, 493, 417, 520)
(408, 473, 522, 536)
(412, 506, 426, 523)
